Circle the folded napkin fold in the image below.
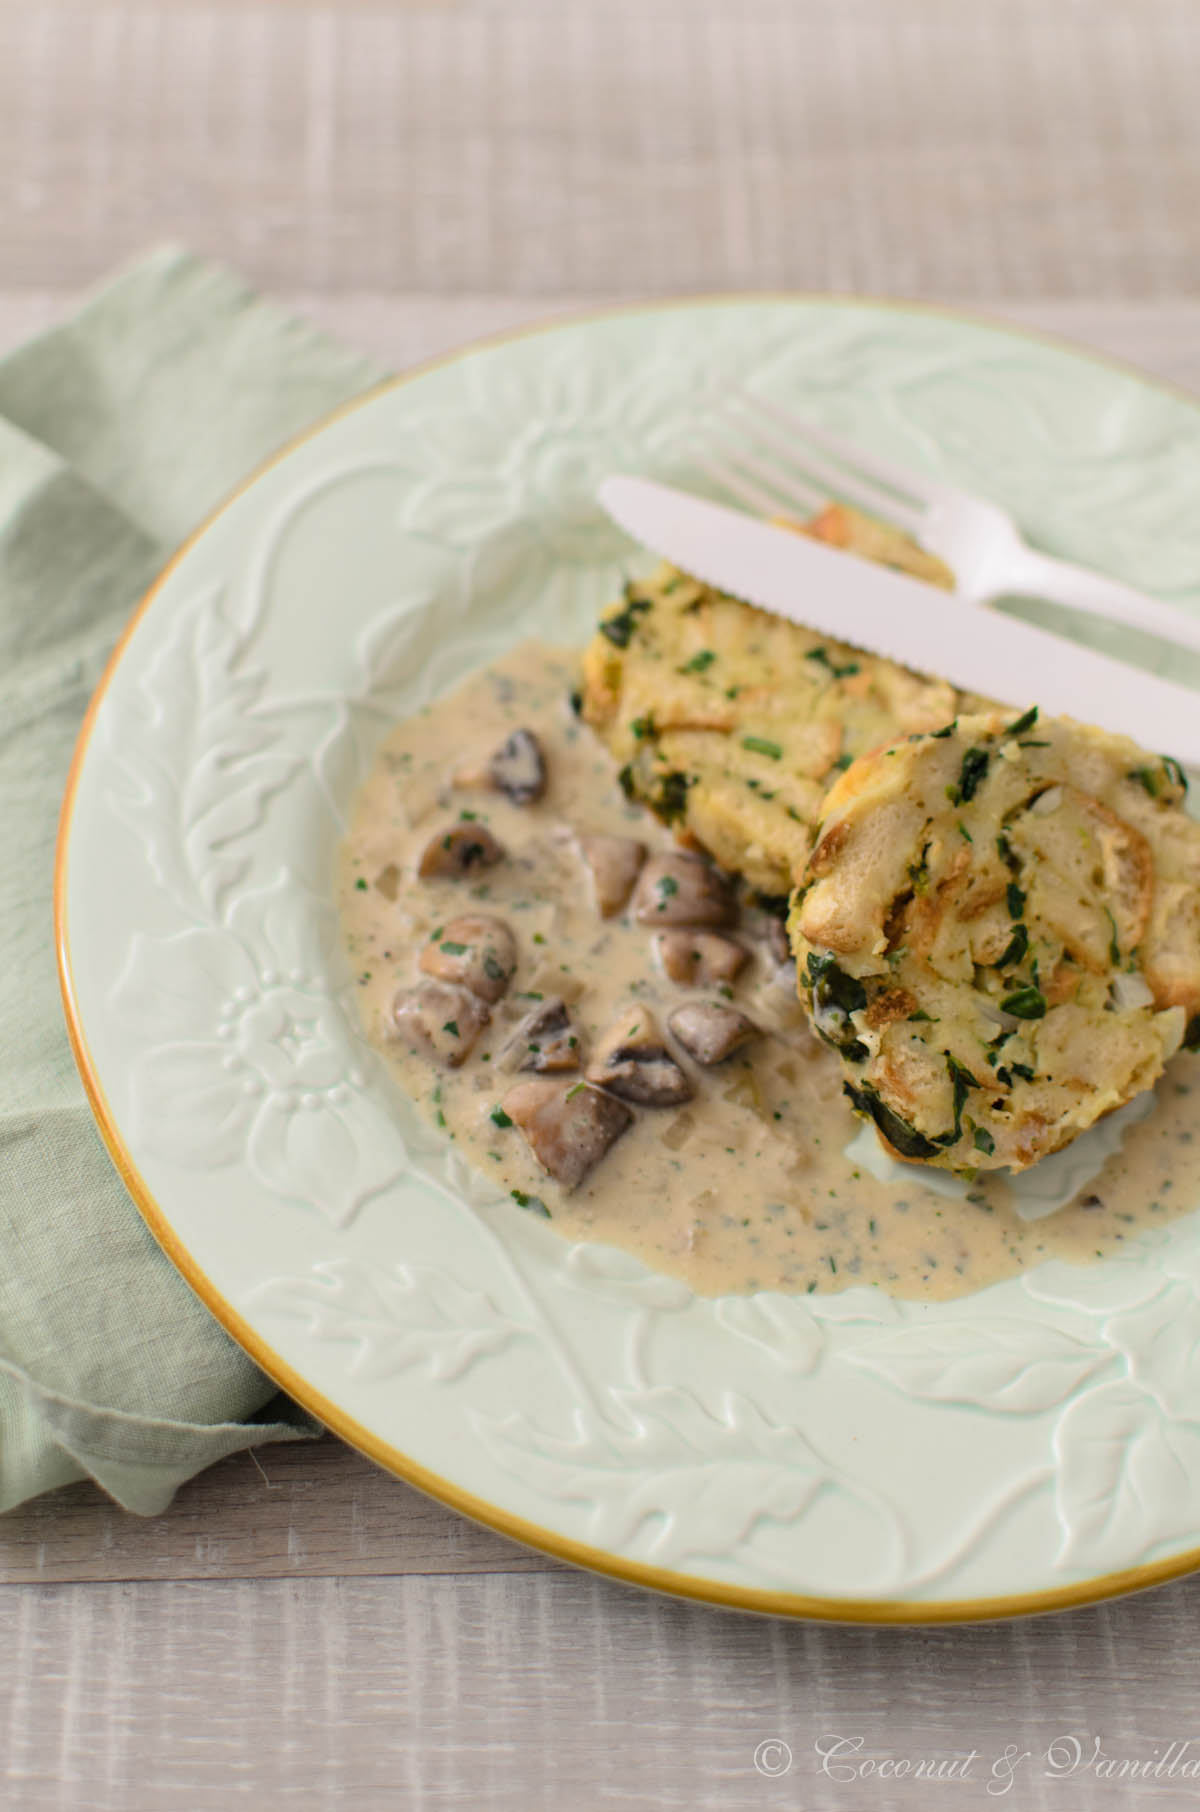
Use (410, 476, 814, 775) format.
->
(0, 247, 387, 1514)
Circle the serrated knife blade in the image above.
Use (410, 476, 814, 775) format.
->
(599, 475, 1200, 768)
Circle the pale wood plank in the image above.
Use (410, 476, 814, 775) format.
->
(0, 1437, 557, 1584)
(1, 1, 1199, 299)
(983, 299, 1200, 400)
(288, 295, 1200, 398)
(3, 1568, 1200, 1810)
(4, 292, 1200, 395)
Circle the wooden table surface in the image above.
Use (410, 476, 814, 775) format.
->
(5, 3, 1200, 1807)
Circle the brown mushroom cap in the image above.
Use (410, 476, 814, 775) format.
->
(488, 728, 548, 805)
(633, 851, 736, 927)
(498, 997, 582, 1073)
(502, 1077, 633, 1189)
(578, 833, 647, 918)
(654, 930, 747, 988)
(390, 979, 490, 1067)
(418, 823, 506, 879)
(419, 914, 517, 1002)
(585, 1006, 694, 1106)
(757, 914, 792, 968)
(667, 1000, 760, 1065)
(457, 728, 548, 805)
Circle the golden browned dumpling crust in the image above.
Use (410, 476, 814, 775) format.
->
(580, 506, 965, 900)
(789, 709, 1200, 1173)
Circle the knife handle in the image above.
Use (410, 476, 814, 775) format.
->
(1002, 546, 1200, 661)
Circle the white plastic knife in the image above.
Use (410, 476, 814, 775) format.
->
(599, 475, 1200, 768)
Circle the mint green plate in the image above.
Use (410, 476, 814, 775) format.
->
(59, 299, 1200, 1621)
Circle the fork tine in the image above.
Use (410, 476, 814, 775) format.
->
(692, 454, 821, 520)
(725, 397, 924, 535)
(735, 391, 961, 512)
(701, 447, 827, 518)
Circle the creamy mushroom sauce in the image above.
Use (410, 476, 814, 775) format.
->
(339, 643, 1200, 1302)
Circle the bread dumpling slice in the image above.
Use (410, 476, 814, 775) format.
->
(580, 506, 964, 899)
(789, 708, 1200, 1173)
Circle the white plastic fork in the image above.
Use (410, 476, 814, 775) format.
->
(696, 392, 1200, 658)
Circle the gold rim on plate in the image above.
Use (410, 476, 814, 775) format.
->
(54, 293, 1200, 1623)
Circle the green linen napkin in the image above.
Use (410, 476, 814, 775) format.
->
(0, 246, 387, 1514)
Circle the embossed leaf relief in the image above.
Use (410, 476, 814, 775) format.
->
(106, 585, 299, 919)
(393, 335, 741, 579)
(1020, 1257, 1167, 1318)
(1053, 1382, 1200, 1572)
(1106, 1281, 1200, 1424)
(563, 1244, 694, 1313)
(474, 1387, 841, 1566)
(112, 871, 401, 1227)
(311, 581, 531, 832)
(310, 697, 398, 837)
(1162, 1243, 1200, 1294)
(847, 1320, 1111, 1414)
(710, 1283, 903, 1379)
(252, 1259, 531, 1383)
(714, 1294, 824, 1376)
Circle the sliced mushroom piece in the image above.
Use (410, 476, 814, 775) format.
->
(419, 914, 517, 1002)
(417, 823, 506, 879)
(374, 863, 401, 902)
(389, 979, 489, 1068)
(632, 850, 736, 927)
(456, 728, 548, 805)
(759, 914, 792, 968)
(585, 1006, 694, 1106)
(668, 1000, 761, 1065)
(489, 728, 547, 805)
(579, 833, 646, 918)
(502, 1077, 633, 1190)
(654, 930, 747, 988)
(498, 997, 582, 1073)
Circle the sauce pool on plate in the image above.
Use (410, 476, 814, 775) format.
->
(339, 643, 1200, 1302)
